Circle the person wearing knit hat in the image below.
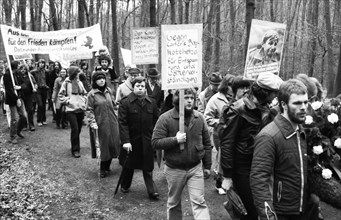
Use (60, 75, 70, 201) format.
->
(115, 67, 142, 104)
(58, 66, 87, 158)
(87, 70, 120, 178)
(220, 72, 282, 220)
(197, 72, 222, 114)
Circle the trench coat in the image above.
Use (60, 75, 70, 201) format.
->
(87, 87, 120, 161)
(118, 92, 159, 171)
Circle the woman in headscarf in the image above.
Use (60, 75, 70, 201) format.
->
(87, 71, 120, 178)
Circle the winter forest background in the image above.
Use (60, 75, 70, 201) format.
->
(1, 0, 341, 96)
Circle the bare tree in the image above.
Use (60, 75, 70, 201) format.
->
(184, 0, 190, 24)
(49, 0, 59, 30)
(334, 44, 341, 96)
(178, 0, 183, 24)
(3, 0, 12, 25)
(111, 0, 120, 76)
(170, 0, 176, 24)
(214, 0, 220, 71)
(245, 0, 255, 59)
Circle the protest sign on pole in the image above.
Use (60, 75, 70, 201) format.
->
(161, 24, 202, 90)
(161, 24, 203, 150)
(244, 19, 286, 80)
(131, 27, 159, 64)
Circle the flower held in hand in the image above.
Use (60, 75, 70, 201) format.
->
(313, 145, 323, 155)
(334, 138, 341, 149)
(311, 101, 323, 110)
(322, 168, 333, 179)
(327, 113, 339, 124)
(305, 115, 313, 125)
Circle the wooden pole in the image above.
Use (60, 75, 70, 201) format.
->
(179, 89, 185, 150)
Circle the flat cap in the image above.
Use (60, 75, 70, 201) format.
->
(256, 72, 283, 91)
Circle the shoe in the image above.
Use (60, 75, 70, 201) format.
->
(10, 138, 18, 144)
(100, 170, 106, 178)
(216, 187, 227, 195)
(30, 127, 35, 131)
(42, 121, 47, 125)
(121, 188, 130, 193)
(72, 152, 81, 158)
(17, 132, 24, 139)
(37, 122, 43, 127)
(149, 192, 160, 200)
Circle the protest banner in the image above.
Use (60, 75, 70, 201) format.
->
(0, 24, 103, 59)
(120, 48, 136, 68)
(244, 19, 286, 80)
(161, 24, 203, 150)
(161, 24, 202, 90)
(131, 27, 159, 64)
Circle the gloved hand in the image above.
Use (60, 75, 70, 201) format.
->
(203, 169, 211, 179)
(176, 131, 186, 144)
(123, 143, 132, 152)
(222, 177, 233, 190)
(90, 123, 98, 130)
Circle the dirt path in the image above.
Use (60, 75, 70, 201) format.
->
(1, 111, 341, 219)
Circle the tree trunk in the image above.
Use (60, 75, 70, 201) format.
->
(170, 0, 176, 24)
(29, 0, 35, 30)
(150, 0, 156, 27)
(245, 0, 255, 62)
(308, 0, 318, 77)
(178, 0, 183, 24)
(111, 0, 120, 77)
(323, 0, 336, 97)
(203, 0, 215, 74)
(334, 44, 341, 96)
(229, 0, 236, 65)
(19, 0, 27, 30)
(214, 0, 220, 72)
(290, 0, 302, 78)
(3, 0, 12, 25)
(269, 0, 274, 21)
(96, 0, 101, 23)
(49, 0, 59, 30)
(78, 0, 85, 28)
(184, 0, 190, 24)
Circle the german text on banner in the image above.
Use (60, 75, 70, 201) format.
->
(244, 19, 286, 80)
(131, 27, 159, 64)
(0, 24, 103, 56)
(161, 24, 202, 90)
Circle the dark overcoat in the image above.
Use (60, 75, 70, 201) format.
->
(118, 92, 159, 171)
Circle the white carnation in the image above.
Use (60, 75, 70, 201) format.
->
(313, 145, 323, 155)
(305, 115, 313, 125)
(334, 138, 341, 149)
(327, 113, 339, 124)
(322, 168, 333, 180)
(311, 101, 323, 110)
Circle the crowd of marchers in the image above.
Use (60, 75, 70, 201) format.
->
(0, 51, 327, 220)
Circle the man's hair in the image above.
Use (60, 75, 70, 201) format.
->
(218, 74, 235, 94)
(262, 30, 279, 44)
(278, 79, 307, 113)
(131, 76, 145, 87)
(174, 88, 197, 98)
(11, 61, 20, 70)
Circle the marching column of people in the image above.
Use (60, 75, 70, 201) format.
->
(1, 56, 327, 220)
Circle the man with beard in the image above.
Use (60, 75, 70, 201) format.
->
(152, 88, 212, 220)
(220, 72, 283, 220)
(95, 54, 118, 96)
(250, 79, 320, 220)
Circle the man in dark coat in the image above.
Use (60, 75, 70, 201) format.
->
(145, 68, 164, 110)
(250, 79, 320, 220)
(118, 76, 159, 200)
(3, 61, 28, 144)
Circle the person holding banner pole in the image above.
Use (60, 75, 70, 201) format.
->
(17, 64, 37, 131)
(31, 59, 50, 127)
(3, 61, 28, 144)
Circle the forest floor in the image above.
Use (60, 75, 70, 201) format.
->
(1, 111, 341, 220)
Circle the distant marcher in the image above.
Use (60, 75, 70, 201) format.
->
(17, 64, 37, 131)
(197, 72, 222, 114)
(3, 61, 28, 144)
(115, 67, 142, 104)
(204, 74, 235, 195)
(52, 68, 68, 128)
(118, 76, 159, 200)
(59, 66, 87, 158)
(152, 88, 212, 220)
(31, 59, 50, 126)
(87, 71, 120, 178)
(250, 79, 320, 220)
(146, 68, 164, 110)
(161, 89, 174, 114)
(220, 72, 283, 220)
(95, 54, 119, 96)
